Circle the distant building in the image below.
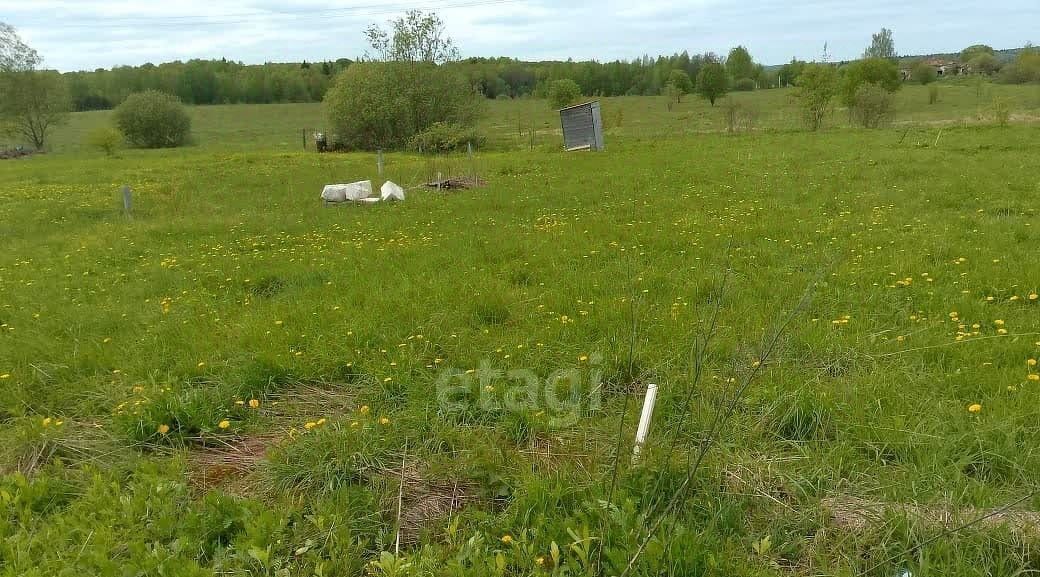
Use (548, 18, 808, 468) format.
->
(925, 58, 964, 77)
(901, 58, 966, 81)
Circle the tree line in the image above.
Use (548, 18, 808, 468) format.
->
(58, 48, 776, 112)
(63, 59, 350, 111)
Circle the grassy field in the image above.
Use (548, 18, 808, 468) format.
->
(2, 83, 1040, 576)
(23, 81, 1040, 154)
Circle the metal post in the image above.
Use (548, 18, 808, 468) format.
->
(377, 149, 384, 178)
(121, 185, 132, 218)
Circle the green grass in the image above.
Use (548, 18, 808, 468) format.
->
(2, 84, 1040, 576)
(17, 80, 1040, 154)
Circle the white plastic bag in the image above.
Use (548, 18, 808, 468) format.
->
(380, 181, 405, 201)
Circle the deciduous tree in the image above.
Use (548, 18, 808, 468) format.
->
(839, 57, 900, 107)
(726, 46, 754, 83)
(795, 63, 839, 130)
(910, 60, 937, 84)
(665, 69, 692, 102)
(863, 28, 896, 59)
(547, 78, 582, 109)
(696, 61, 729, 106)
(0, 23, 69, 150)
(326, 11, 482, 150)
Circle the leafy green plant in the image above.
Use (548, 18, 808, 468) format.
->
(850, 82, 895, 128)
(795, 63, 839, 130)
(113, 90, 192, 148)
(992, 96, 1011, 126)
(547, 79, 582, 110)
(85, 125, 123, 157)
(408, 121, 486, 153)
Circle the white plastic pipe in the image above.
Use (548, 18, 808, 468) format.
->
(632, 382, 658, 462)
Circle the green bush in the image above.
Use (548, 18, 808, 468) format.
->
(408, 121, 486, 152)
(546, 78, 582, 109)
(723, 97, 757, 132)
(911, 60, 937, 84)
(850, 82, 895, 128)
(992, 96, 1011, 127)
(839, 57, 901, 107)
(795, 63, 839, 131)
(324, 62, 481, 151)
(85, 125, 123, 157)
(113, 90, 192, 148)
(732, 77, 756, 91)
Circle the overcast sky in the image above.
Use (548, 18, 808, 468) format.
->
(2, 0, 1036, 72)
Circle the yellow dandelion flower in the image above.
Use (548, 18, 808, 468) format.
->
(42, 417, 52, 427)
(0, 373, 9, 379)
(275, 320, 284, 326)
(304, 421, 317, 430)
(248, 399, 260, 408)
(158, 424, 170, 435)
(359, 405, 370, 415)
(501, 535, 513, 544)
(1027, 359, 1037, 367)
(536, 556, 545, 566)
(994, 320, 1005, 327)
(1029, 293, 1038, 301)
(1029, 374, 1040, 382)
(379, 416, 390, 425)
(968, 404, 982, 413)
(578, 355, 589, 362)
(350, 421, 359, 428)
(218, 419, 231, 429)
(316, 418, 326, 426)
(998, 329, 1009, 335)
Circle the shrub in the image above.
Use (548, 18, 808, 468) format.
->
(732, 77, 756, 91)
(546, 79, 582, 109)
(795, 63, 839, 131)
(408, 121, 486, 153)
(969, 53, 1001, 76)
(113, 90, 192, 148)
(723, 97, 757, 132)
(992, 97, 1011, 127)
(85, 125, 123, 157)
(911, 60, 937, 84)
(324, 62, 481, 151)
(850, 82, 895, 128)
(666, 69, 693, 101)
